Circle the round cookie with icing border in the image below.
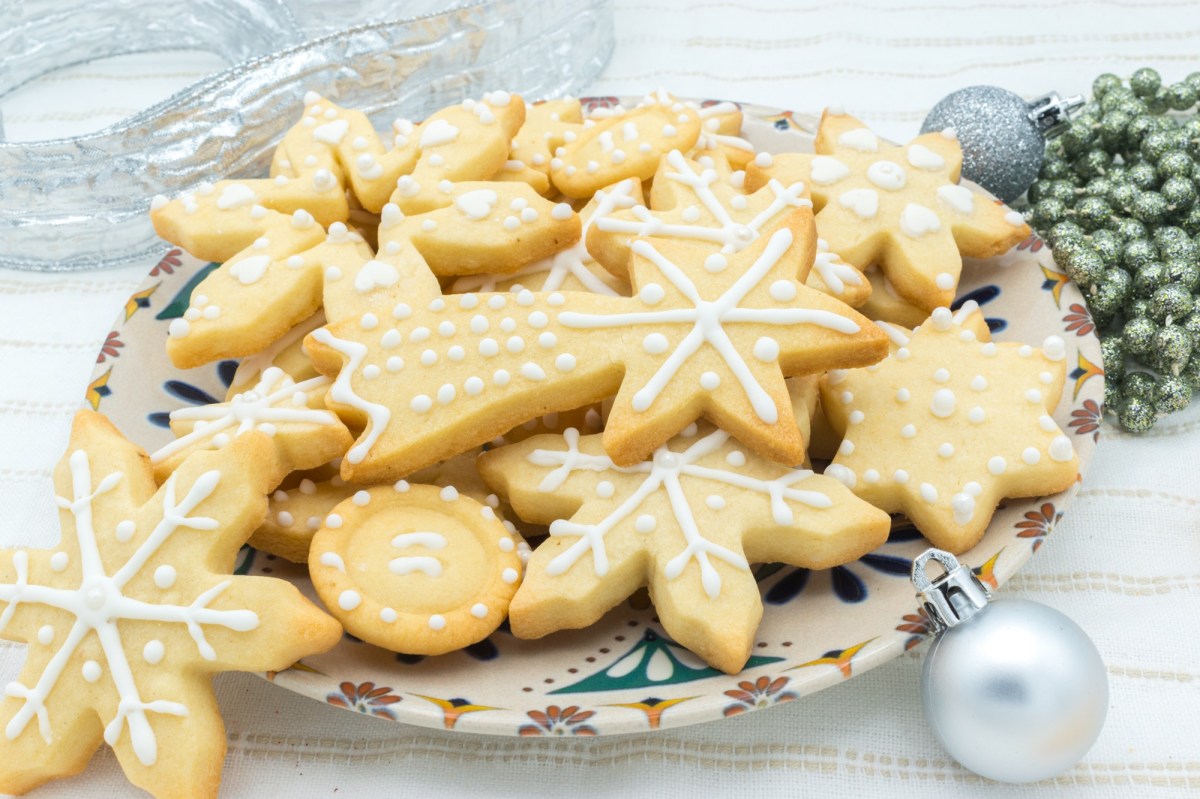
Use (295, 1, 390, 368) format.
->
(308, 484, 523, 655)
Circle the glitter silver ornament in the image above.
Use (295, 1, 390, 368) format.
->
(921, 86, 1082, 203)
(912, 549, 1108, 784)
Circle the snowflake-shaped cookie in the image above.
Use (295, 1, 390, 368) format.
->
(306, 211, 887, 482)
(0, 412, 340, 797)
(479, 423, 890, 673)
(746, 110, 1030, 311)
(820, 307, 1079, 553)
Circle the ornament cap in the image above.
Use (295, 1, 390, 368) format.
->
(911, 548, 991, 632)
(1026, 91, 1085, 139)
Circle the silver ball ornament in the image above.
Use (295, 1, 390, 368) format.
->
(921, 86, 1080, 203)
(913, 550, 1108, 784)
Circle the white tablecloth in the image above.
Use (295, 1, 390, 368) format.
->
(3, 2, 1199, 796)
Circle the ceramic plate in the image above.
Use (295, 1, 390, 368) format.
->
(85, 99, 1103, 736)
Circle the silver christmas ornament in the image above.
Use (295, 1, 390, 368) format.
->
(912, 549, 1108, 784)
(920, 86, 1083, 203)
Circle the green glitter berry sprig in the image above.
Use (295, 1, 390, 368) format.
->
(1025, 68, 1200, 432)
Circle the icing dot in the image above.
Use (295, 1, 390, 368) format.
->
(448, 346, 466, 361)
(769, 280, 797, 302)
(326, 514, 343, 529)
(479, 338, 500, 357)
(1022, 447, 1041, 465)
(894, 469, 910, 484)
(863, 469, 880, 484)
(726, 451, 746, 467)
(507, 336, 526, 354)
(938, 442, 955, 458)
(380, 608, 398, 623)
(1019, 345, 1034, 358)
(901, 424, 916, 439)
(37, 625, 53, 646)
(352, 490, 371, 506)
(338, 590, 361, 611)
(154, 565, 177, 589)
(465, 376, 485, 395)
(520, 363, 547, 381)
(682, 206, 702, 222)
(988, 456, 1007, 475)
(825, 464, 856, 488)
(643, 333, 669, 354)
(428, 614, 446, 631)
(933, 368, 950, 383)
(1025, 389, 1043, 404)
(920, 483, 939, 503)
(494, 369, 511, 386)
(1049, 435, 1074, 462)
(596, 481, 615, 498)
(82, 661, 101, 682)
(930, 389, 956, 418)
(551, 203, 574, 220)
(1039, 414, 1057, 432)
(538, 332, 558, 349)
(498, 537, 515, 552)
(753, 337, 780, 362)
(1042, 336, 1066, 361)
(968, 407, 986, 424)
(935, 272, 955, 290)
(896, 348, 911, 360)
(394, 480, 410, 492)
(116, 520, 136, 542)
(640, 283, 665, 304)
(471, 603, 488, 619)
(143, 640, 165, 665)
(981, 342, 997, 357)
(556, 354, 577, 371)
(970, 375, 988, 391)
(440, 486, 459, 502)
(896, 388, 911, 403)
(1040, 371, 1054, 385)
(839, 440, 855, 455)
(704, 254, 728, 273)
(705, 495, 726, 510)
(849, 410, 865, 425)
(421, 350, 438, 366)
(50, 552, 69, 572)
(635, 514, 657, 534)
(410, 395, 433, 413)
(387, 357, 404, 373)
(699, 371, 720, 390)
(502, 567, 519, 584)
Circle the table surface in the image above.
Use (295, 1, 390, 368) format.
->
(2, 1, 1199, 797)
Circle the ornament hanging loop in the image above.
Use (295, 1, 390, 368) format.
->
(1026, 91, 1085, 138)
(911, 548, 991, 634)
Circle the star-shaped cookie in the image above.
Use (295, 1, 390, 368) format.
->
(478, 421, 891, 674)
(819, 306, 1079, 553)
(746, 110, 1030, 311)
(0, 412, 340, 798)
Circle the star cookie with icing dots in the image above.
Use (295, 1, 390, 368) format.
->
(0, 411, 340, 798)
(745, 110, 1030, 311)
(478, 420, 891, 674)
(820, 306, 1079, 554)
(305, 207, 887, 483)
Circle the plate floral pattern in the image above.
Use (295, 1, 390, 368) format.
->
(84, 100, 1102, 736)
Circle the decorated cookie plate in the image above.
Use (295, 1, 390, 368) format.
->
(86, 99, 1103, 736)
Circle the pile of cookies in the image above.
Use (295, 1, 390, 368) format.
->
(1, 89, 1081, 797)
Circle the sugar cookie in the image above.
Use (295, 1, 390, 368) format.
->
(308, 484, 523, 655)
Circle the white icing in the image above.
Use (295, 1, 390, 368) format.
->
(216, 184, 256, 210)
(419, 119, 460, 148)
(312, 119, 349, 145)
(838, 188, 879, 219)
(309, 329, 391, 465)
(229, 255, 271, 286)
(936, 184, 975, 215)
(354, 260, 400, 294)
(899, 203, 942, 238)
(527, 428, 832, 597)
(866, 160, 907, 191)
(810, 155, 850, 185)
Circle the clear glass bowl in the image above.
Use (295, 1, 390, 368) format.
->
(0, 0, 615, 271)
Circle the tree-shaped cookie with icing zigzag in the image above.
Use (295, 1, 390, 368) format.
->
(746, 110, 1030, 312)
(0, 412, 341, 798)
(305, 207, 887, 483)
(478, 421, 891, 674)
(820, 306, 1079, 553)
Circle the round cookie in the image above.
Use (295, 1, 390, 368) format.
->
(308, 483, 522, 655)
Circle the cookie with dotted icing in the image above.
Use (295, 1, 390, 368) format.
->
(549, 93, 702, 199)
(509, 97, 584, 184)
(0, 411, 340, 798)
(586, 149, 812, 278)
(150, 366, 353, 483)
(820, 306, 1078, 553)
(478, 418, 890, 674)
(308, 484, 524, 656)
(450, 177, 641, 296)
(304, 208, 888, 482)
(745, 109, 1030, 311)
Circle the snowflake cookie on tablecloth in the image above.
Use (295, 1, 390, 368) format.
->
(0, 411, 341, 798)
(478, 420, 890, 674)
(746, 110, 1030, 313)
(819, 305, 1079, 553)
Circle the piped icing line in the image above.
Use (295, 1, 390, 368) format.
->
(559, 228, 858, 423)
(595, 150, 809, 254)
(451, 177, 639, 295)
(150, 367, 336, 464)
(310, 328, 391, 465)
(1, 452, 258, 766)
(527, 427, 832, 597)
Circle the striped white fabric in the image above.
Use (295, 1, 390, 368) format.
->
(2, 2, 1199, 796)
